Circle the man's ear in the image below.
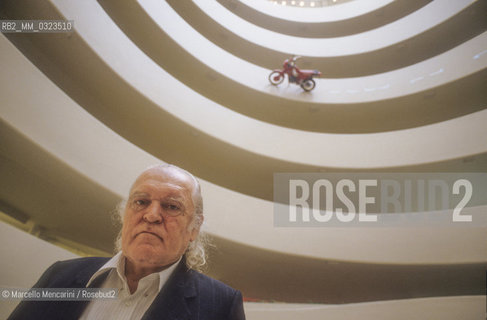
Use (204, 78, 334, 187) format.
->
(189, 215, 203, 241)
(190, 228, 198, 242)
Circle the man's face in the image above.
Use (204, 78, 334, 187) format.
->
(121, 167, 199, 270)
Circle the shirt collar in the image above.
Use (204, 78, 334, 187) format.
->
(86, 251, 181, 291)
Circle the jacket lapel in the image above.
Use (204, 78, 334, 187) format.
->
(39, 258, 110, 319)
(142, 260, 196, 320)
(74, 260, 110, 287)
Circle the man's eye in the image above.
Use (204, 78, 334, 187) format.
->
(132, 199, 150, 208)
(163, 203, 180, 211)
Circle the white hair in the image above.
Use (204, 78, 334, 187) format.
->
(113, 164, 209, 272)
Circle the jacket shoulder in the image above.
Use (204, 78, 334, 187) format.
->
(34, 256, 110, 288)
(190, 270, 239, 296)
(187, 270, 245, 319)
(49, 256, 109, 271)
(8, 257, 110, 320)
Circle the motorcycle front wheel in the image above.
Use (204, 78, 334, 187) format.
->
(269, 71, 284, 85)
(301, 79, 316, 91)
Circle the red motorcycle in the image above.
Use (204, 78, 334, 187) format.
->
(269, 56, 321, 91)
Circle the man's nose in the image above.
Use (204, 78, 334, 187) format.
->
(143, 203, 163, 224)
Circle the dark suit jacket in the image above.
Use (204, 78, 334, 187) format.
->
(9, 257, 245, 320)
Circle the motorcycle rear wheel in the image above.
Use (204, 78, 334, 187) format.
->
(269, 71, 284, 85)
(301, 79, 316, 91)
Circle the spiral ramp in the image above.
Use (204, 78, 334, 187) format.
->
(0, 0, 486, 318)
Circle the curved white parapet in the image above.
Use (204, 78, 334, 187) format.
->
(237, 0, 394, 23)
(244, 296, 485, 320)
(139, 0, 487, 104)
(192, 0, 474, 56)
(0, 18, 485, 167)
(25, 1, 487, 169)
(1, 35, 486, 265)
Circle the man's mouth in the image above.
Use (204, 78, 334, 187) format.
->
(136, 231, 163, 241)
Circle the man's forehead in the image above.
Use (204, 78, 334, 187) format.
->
(130, 167, 194, 195)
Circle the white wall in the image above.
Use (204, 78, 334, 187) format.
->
(244, 296, 485, 320)
(0, 221, 78, 319)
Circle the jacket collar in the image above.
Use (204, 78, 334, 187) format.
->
(73, 258, 110, 287)
(142, 259, 196, 320)
(69, 257, 197, 320)
(57, 258, 110, 320)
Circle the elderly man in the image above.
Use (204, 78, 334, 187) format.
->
(9, 164, 245, 320)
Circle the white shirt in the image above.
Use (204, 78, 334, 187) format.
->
(79, 252, 180, 320)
